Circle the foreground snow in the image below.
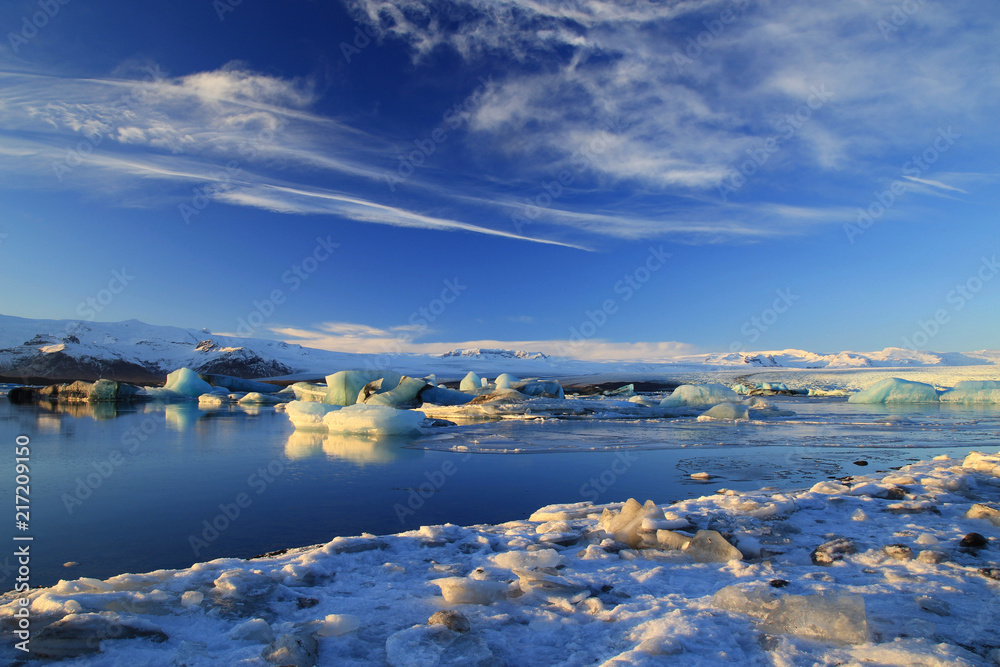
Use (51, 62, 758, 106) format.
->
(3, 451, 999, 665)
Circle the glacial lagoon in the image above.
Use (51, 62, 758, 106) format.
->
(3, 393, 998, 590)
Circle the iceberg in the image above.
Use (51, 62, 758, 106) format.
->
(289, 382, 328, 402)
(516, 379, 565, 398)
(939, 380, 1000, 404)
(237, 392, 287, 405)
(660, 383, 738, 407)
(848, 378, 940, 403)
(198, 374, 280, 394)
(459, 371, 482, 392)
(364, 376, 428, 408)
(697, 403, 750, 421)
(324, 370, 401, 406)
(322, 404, 424, 436)
(162, 368, 214, 398)
(418, 386, 474, 406)
(286, 400, 341, 430)
(494, 373, 519, 390)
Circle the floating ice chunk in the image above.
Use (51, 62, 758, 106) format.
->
(460, 371, 482, 392)
(431, 577, 509, 605)
(848, 378, 940, 403)
(512, 568, 590, 604)
(810, 481, 850, 495)
(660, 383, 738, 407)
(285, 401, 341, 430)
(385, 625, 494, 667)
(491, 549, 565, 571)
(963, 451, 1000, 477)
(760, 593, 868, 645)
(325, 370, 401, 406)
(289, 382, 327, 402)
(494, 373, 519, 390)
(697, 403, 749, 421)
(198, 393, 230, 407)
(808, 388, 851, 397)
(529, 501, 595, 522)
(713, 585, 868, 645)
(316, 614, 361, 637)
(180, 591, 204, 607)
(683, 530, 742, 562)
(322, 404, 424, 436)
(200, 374, 281, 394)
(52, 577, 115, 594)
(418, 386, 474, 406)
(239, 392, 287, 405)
(517, 379, 564, 398)
(213, 569, 276, 598)
(940, 380, 1000, 403)
(656, 530, 692, 551)
(163, 368, 214, 398)
(364, 376, 428, 407)
(598, 499, 665, 549)
(229, 618, 274, 643)
(262, 633, 318, 667)
(966, 503, 1000, 527)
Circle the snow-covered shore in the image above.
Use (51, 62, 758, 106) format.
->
(4, 450, 999, 666)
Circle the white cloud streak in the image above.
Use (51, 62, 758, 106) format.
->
(270, 321, 701, 362)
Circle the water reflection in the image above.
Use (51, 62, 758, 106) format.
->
(284, 431, 421, 464)
(37, 401, 120, 420)
(163, 403, 203, 431)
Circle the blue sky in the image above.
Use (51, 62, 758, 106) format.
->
(0, 0, 997, 359)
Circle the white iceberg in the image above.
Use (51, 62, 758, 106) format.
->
(286, 400, 341, 430)
(848, 378, 940, 403)
(697, 403, 750, 421)
(149, 367, 214, 398)
(939, 380, 1000, 403)
(494, 373, 519, 390)
(459, 371, 482, 392)
(322, 404, 424, 436)
(660, 383, 738, 407)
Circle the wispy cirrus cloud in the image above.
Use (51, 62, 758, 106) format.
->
(347, 0, 1000, 206)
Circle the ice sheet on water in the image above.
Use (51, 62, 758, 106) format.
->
(848, 377, 940, 403)
(660, 383, 738, 407)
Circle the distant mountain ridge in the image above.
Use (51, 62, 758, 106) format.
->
(439, 348, 549, 360)
(0, 314, 995, 384)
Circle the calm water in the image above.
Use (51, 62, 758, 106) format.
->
(1, 395, 998, 589)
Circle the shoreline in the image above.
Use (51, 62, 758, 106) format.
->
(3, 449, 998, 665)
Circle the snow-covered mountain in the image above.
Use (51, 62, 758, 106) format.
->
(0, 315, 366, 383)
(686, 348, 1000, 369)
(439, 348, 549, 361)
(0, 313, 996, 384)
